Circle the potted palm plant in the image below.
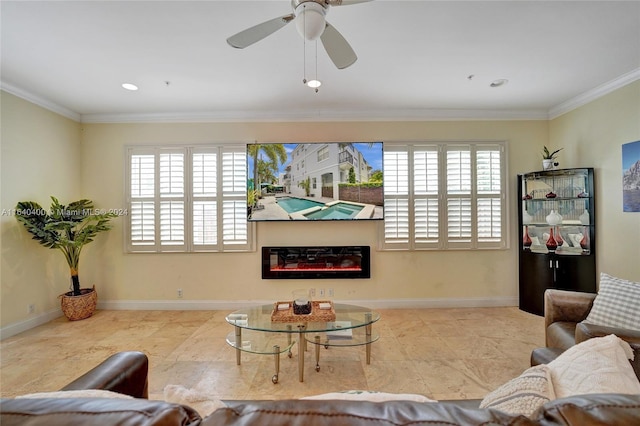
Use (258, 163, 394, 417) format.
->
(15, 197, 116, 320)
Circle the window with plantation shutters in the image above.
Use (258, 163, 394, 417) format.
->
(380, 142, 507, 250)
(125, 145, 254, 253)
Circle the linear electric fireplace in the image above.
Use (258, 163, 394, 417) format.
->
(262, 246, 370, 279)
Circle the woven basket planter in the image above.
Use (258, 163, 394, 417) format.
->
(60, 286, 97, 321)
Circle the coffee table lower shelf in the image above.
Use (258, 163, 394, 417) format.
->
(225, 329, 296, 384)
(225, 303, 380, 383)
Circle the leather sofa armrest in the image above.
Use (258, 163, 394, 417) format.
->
(61, 351, 149, 398)
(576, 322, 640, 345)
(544, 289, 596, 330)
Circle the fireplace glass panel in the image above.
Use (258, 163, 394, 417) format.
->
(262, 246, 370, 279)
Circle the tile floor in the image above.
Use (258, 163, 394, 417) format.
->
(0, 306, 544, 402)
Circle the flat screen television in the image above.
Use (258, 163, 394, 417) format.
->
(247, 142, 384, 221)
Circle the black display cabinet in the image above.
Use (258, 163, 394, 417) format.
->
(517, 168, 596, 315)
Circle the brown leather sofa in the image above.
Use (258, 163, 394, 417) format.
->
(2, 351, 640, 425)
(530, 289, 640, 379)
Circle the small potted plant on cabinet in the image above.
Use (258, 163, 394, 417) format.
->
(15, 197, 116, 320)
(542, 146, 563, 170)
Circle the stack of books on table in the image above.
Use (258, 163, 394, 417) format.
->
(326, 321, 353, 340)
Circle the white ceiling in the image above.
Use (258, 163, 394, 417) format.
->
(2, 1, 639, 123)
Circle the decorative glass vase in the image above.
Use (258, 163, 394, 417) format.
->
(580, 226, 590, 252)
(546, 228, 557, 251)
(555, 227, 564, 247)
(546, 210, 562, 226)
(579, 210, 590, 225)
(523, 226, 532, 248)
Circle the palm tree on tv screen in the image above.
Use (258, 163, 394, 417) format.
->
(248, 144, 287, 193)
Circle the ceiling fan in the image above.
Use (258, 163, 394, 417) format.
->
(226, 0, 372, 70)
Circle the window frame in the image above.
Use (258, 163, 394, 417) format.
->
(124, 144, 255, 253)
(379, 141, 509, 251)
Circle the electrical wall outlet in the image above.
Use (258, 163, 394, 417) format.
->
(309, 288, 316, 297)
(328, 288, 334, 297)
(319, 288, 325, 297)
(177, 289, 183, 298)
(27, 304, 35, 314)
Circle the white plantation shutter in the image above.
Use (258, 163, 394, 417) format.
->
(130, 153, 155, 247)
(221, 151, 249, 248)
(476, 148, 504, 246)
(382, 142, 507, 250)
(446, 148, 472, 247)
(126, 145, 254, 253)
(413, 148, 439, 247)
(160, 201, 185, 246)
(193, 201, 216, 245)
(159, 152, 185, 248)
(192, 151, 217, 248)
(383, 149, 410, 248)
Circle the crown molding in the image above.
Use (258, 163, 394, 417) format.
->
(80, 108, 549, 123)
(0, 81, 81, 122)
(548, 67, 640, 120)
(4, 69, 638, 124)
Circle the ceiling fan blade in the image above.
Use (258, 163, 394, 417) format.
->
(320, 22, 357, 69)
(227, 14, 295, 49)
(326, 0, 373, 6)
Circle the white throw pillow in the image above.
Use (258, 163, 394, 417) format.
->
(302, 390, 436, 403)
(547, 334, 640, 398)
(16, 389, 133, 399)
(479, 364, 554, 418)
(163, 384, 226, 417)
(584, 273, 640, 331)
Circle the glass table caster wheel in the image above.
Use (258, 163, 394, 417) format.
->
(315, 364, 320, 372)
(288, 351, 292, 358)
(272, 374, 279, 384)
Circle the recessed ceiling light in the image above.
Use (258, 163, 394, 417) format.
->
(306, 79, 321, 88)
(490, 79, 508, 88)
(121, 83, 138, 91)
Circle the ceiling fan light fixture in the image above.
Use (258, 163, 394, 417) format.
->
(295, 2, 327, 40)
(306, 79, 321, 88)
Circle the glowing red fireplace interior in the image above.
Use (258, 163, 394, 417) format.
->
(262, 246, 370, 279)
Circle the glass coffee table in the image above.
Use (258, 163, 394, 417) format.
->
(225, 303, 380, 383)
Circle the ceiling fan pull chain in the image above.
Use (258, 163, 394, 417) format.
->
(314, 40, 319, 93)
(302, 4, 307, 85)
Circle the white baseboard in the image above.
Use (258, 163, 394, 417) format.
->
(0, 309, 62, 340)
(1, 297, 518, 340)
(97, 297, 518, 311)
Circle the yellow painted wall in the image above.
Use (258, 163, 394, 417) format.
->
(549, 80, 640, 281)
(1, 92, 81, 325)
(77, 120, 546, 305)
(2, 81, 638, 332)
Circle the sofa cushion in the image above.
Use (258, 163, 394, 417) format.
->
(206, 399, 526, 426)
(584, 273, 640, 331)
(532, 393, 640, 425)
(0, 397, 201, 426)
(16, 389, 133, 400)
(547, 334, 640, 398)
(479, 364, 554, 417)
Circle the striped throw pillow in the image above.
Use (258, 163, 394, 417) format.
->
(479, 364, 554, 417)
(584, 273, 640, 331)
